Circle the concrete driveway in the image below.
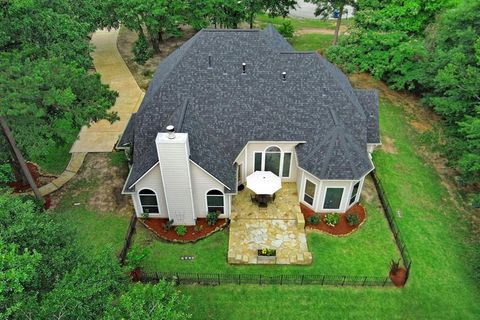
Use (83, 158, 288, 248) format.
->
(70, 28, 144, 153)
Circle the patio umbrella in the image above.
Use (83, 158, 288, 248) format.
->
(246, 171, 282, 195)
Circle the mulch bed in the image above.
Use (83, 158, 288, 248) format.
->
(141, 218, 228, 243)
(7, 162, 52, 209)
(389, 268, 407, 287)
(301, 203, 367, 236)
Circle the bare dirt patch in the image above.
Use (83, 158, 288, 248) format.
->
(50, 153, 133, 214)
(117, 26, 196, 90)
(381, 136, 398, 154)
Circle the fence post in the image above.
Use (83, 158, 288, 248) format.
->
(197, 273, 200, 284)
(260, 275, 262, 285)
(238, 274, 241, 285)
(342, 276, 346, 286)
(156, 272, 159, 283)
(301, 275, 304, 285)
(280, 275, 283, 285)
(217, 274, 220, 285)
(321, 275, 325, 285)
(176, 272, 180, 285)
(362, 276, 367, 286)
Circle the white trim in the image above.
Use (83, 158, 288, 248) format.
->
(321, 186, 346, 211)
(190, 159, 230, 190)
(127, 162, 159, 189)
(137, 188, 161, 216)
(301, 178, 317, 209)
(184, 141, 196, 223)
(121, 167, 135, 194)
(253, 151, 263, 171)
(282, 152, 292, 178)
(205, 188, 225, 214)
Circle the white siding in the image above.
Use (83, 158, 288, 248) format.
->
(190, 162, 230, 218)
(242, 141, 301, 182)
(298, 168, 367, 213)
(132, 164, 168, 218)
(156, 133, 195, 225)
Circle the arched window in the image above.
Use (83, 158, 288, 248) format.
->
(265, 146, 281, 176)
(139, 189, 159, 214)
(206, 189, 224, 213)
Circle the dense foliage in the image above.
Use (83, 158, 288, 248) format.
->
(0, 0, 118, 169)
(328, 0, 480, 189)
(0, 192, 191, 319)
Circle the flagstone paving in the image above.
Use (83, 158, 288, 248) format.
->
(228, 183, 312, 265)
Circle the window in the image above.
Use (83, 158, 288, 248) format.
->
(349, 181, 360, 205)
(264, 146, 281, 176)
(207, 189, 224, 213)
(254, 152, 262, 172)
(303, 179, 316, 206)
(323, 188, 344, 210)
(139, 189, 159, 213)
(282, 152, 291, 177)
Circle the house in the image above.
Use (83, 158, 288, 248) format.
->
(118, 25, 380, 226)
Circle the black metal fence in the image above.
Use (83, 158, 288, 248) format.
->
(370, 171, 412, 282)
(119, 213, 137, 266)
(139, 271, 394, 287)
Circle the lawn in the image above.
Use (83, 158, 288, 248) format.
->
(256, 13, 353, 30)
(178, 100, 480, 319)
(288, 33, 334, 51)
(135, 193, 400, 276)
(37, 142, 72, 174)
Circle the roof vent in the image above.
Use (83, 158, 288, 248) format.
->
(166, 125, 175, 139)
(282, 71, 287, 82)
(208, 55, 212, 69)
(242, 62, 246, 74)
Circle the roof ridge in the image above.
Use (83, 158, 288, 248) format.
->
(176, 99, 189, 131)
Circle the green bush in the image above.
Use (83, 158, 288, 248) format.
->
(18, 194, 44, 213)
(133, 34, 153, 65)
(307, 214, 321, 225)
(175, 225, 187, 236)
(207, 211, 220, 226)
(276, 21, 295, 38)
(325, 213, 340, 226)
(346, 213, 359, 226)
(0, 163, 14, 184)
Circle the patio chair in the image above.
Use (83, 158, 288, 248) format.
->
(272, 193, 276, 202)
(250, 194, 258, 204)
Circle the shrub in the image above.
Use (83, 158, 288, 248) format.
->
(307, 214, 321, 225)
(0, 163, 14, 184)
(133, 34, 153, 65)
(276, 21, 294, 38)
(175, 225, 187, 236)
(206, 211, 220, 226)
(325, 213, 340, 226)
(194, 224, 203, 232)
(163, 220, 174, 232)
(18, 194, 44, 213)
(125, 245, 149, 272)
(346, 213, 359, 226)
(141, 211, 149, 219)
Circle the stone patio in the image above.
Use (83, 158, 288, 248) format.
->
(228, 183, 312, 265)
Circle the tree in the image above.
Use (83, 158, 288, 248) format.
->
(115, 0, 188, 53)
(105, 282, 191, 320)
(419, 1, 480, 185)
(37, 251, 127, 320)
(242, 0, 298, 29)
(0, 192, 79, 294)
(306, 0, 356, 44)
(0, 240, 40, 319)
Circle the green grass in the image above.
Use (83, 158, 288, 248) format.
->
(136, 199, 399, 276)
(37, 142, 72, 174)
(256, 13, 352, 30)
(177, 100, 480, 319)
(288, 33, 334, 51)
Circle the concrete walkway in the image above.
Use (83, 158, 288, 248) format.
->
(70, 28, 144, 153)
(39, 29, 143, 196)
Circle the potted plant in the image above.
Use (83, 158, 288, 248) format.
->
(257, 248, 277, 263)
(125, 245, 149, 281)
(389, 259, 407, 287)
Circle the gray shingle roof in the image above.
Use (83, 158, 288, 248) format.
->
(354, 89, 380, 144)
(117, 113, 136, 148)
(121, 26, 378, 192)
